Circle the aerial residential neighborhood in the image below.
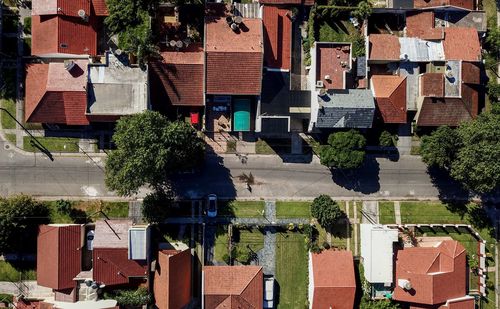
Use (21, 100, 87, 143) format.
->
(0, 0, 499, 307)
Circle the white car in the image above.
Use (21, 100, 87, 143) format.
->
(264, 277, 275, 308)
(207, 194, 218, 217)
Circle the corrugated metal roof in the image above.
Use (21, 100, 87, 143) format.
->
(233, 3, 261, 19)
(399, 38, 445, 62)
(128, 228, 147, 260)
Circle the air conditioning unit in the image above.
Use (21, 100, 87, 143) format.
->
(316, 80, 324, 88)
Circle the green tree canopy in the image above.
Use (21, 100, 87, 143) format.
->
(450, 113, 500, 194)
(141, 191, 173, 223)
(0, 195, 50, 253)
(105, 111, 205, 196)
(311, 195, 345, 228)
(320, 130, 366, 169)
(420, 126, 461, 170)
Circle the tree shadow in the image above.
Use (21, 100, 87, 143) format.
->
(427, 166, 471, 203)
(330, 156, 380, 194)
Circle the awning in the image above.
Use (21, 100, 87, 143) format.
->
(233, 99, 251, 132)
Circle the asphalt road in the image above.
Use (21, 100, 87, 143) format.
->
(0, 138, 468, 200)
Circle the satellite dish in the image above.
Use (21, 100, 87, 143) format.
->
(170, 40, 177, 47)
(176, 40, 183, 48)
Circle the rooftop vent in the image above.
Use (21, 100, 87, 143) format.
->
(324, 75, 331, 80)
(64, 60, 75, 71)
(398, 279, 412, 290)
(400, 53, 409, 61)
(316, 80, 324, 88)
(78, 9, 87, 21)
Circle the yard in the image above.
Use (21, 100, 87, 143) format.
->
(214, 226, 230, 262)
(45, 200, 129, 224)
(23, 136, 80, 153)
(219, 201, 265, 218)
(0, 99, 16, 129)
(234, 228, 264, 254)
(275, 231, 308, 309)
(0, 261, 36, 282)
(379, 201, 395, 224)
(276, 201, 311, 218)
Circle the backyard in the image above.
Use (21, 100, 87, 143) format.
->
(275, 231, 308, 308)
(0, 261, 36, 282)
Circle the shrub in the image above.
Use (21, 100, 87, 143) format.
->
(114, 287, 151, 307)
(55, 199, 73, 214)
(23, 17, 31, 35)
(311, 195, 345, 228)
(379, 131, 394, 147)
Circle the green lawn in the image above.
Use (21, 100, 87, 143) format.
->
(214, 227, 229, 263)
(316, 18, 365, 57)
(219, 201, 265, 218)
(275, 232, 308, 309)
(379, 201, 395, 224)
(400, 201, 463, 224)
(0, 261, 36, 281)
(255, 139, 276, 155)
(276, 201, 311, 218)
(45, 200, 129, 223)
(317, 222, 349, 249)
(1, 99, 16, 129)
(5, 133, 16, 144)
(236, 229, 264, 253)
(23, 136, 80, 153)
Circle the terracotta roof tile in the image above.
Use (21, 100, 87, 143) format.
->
(263, 6, 292, 70)
(91, 0, 108, 16)
(32, 15, 98, 56)
(25, 62, 89, 125)
(369, 34, 400, 61)
(443, 28, 481, 61)
(393, 240, 467, 305)
(205, 16, 263, 95)
(93, 248, 148, 286)
(461, 62, 481, 84)
(421, 73, 445, 97)
(203, 266, 263, 309)
(310, 250, 356, 309)
(32, 0, 91, 17)
(37, 225, 83, 290)
(371, 75, 407, 123)
(154, 250, 192, 309)
(316, 43, 351, 90)
(406, 11, 444, 40)
(414, 0, 474, 9)
(152, 44, 204, 106)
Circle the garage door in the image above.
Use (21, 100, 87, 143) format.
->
(233, 99, 251, 132)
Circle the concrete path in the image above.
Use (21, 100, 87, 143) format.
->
(0, 280, 52, 298)
(264, 200, 276, 222)
(394, 201, 402, 224)
(257, 228, 276, 276)
(362, 201, 379, 224)
(353, 202, 358, 256)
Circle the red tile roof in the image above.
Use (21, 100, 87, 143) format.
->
(316, 43, 351, 90)
(37, 225, 82, 290)
(393, 240, 467, 306)
(369, 34, 401, 61)
(406, 11, 444, 40)
(443, 28, 481, 62)
(310, 250, 356, 309)
(461, 62, 481, 84)
(203, 266, 263, 309)
(263, 6, 292, 70)
(91, 0, 108, 16)
(93, 248, 148, 286)
(31, 15, 98, 56)
(421, 73, 445, 97)
(413, 0, 474, 10)
(371, 75, 407, 123)
(32, 0, 91, 17)
(260, 0, 315, 5)
(154, 249, 192, 309)
(205, 17, 263, 95)
(25, 62, 90, 125)
(152, 44, 204, 106)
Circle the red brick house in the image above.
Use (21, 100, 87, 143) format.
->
(309, 250, 356, 309)
(393, 240, 474, 308)
(203, 266, 263, 308)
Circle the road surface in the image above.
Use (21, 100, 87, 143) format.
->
(0, 138, 468, 200)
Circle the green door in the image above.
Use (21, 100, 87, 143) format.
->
(233, 99, 251, 132)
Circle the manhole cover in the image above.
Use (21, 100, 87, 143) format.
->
(4, 144, 10, 150)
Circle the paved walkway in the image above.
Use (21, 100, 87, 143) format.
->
(257, 228, 276, 276)
(265, 200, 276, 222)
(362, 201, 379, 224)
(394, 201, 402, 224)
(0, 280, 52, 298)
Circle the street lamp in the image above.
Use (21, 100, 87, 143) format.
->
(0, 107, 53, 160)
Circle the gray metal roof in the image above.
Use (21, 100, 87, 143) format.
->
(399, 62, 419, 111)
(357, 56, 367, 77)
(399, 38, 445, 62)
(315, 89, 375, 128)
